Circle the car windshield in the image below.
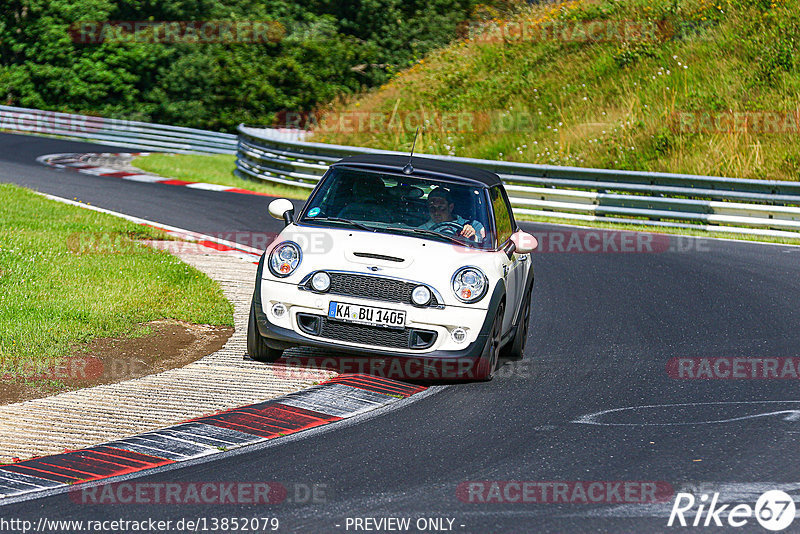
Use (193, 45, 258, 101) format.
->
(299, 167, 495, 248)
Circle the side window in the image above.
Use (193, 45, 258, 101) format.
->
(490, 187, 514, 246)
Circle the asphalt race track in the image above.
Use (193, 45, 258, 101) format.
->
(2, 131, 800, 533)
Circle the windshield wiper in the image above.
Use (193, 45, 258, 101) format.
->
(311, 217, 377, 233)
(403, 227, 475, 246)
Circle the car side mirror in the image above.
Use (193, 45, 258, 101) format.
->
(269, 198, 295, 226)
(511, 230, 538, 254)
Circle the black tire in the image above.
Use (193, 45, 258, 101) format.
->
(502, 290, 532, 361)
(247, 299, 283, 363)
(475, 303, 504, 381)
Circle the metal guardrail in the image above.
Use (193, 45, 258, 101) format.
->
(4, 105, 796, 238)
(0, 105, 238, 154)
(237, 125, 800, 238)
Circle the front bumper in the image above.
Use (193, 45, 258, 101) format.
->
(252, 255, 505, 376)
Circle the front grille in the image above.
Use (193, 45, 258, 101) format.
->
(306, 273, 439, 306)
(307, 316, 437, 350)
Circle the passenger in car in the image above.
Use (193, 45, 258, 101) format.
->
(337, 176, 392, 222)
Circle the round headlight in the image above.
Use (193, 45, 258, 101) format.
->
(311, 271, 331, 292)
(411, 285, 431, 306)
(268, 241, 302, 278)
(452, 267, 488, 303)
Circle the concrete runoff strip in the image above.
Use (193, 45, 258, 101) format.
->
(0, 244, 337, 464)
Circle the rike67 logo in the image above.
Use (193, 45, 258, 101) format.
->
(668, 490, 796, 531)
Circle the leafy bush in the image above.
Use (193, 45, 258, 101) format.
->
(0, 0, 497, 131)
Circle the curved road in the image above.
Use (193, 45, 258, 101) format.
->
(2, 131, 800, 533)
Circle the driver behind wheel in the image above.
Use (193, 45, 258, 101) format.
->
(421, 187, 485, 241)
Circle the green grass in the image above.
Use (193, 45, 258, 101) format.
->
(0, 183, 234, 377)
(133, 153, 309, 200)
(311, 0, 800, 182)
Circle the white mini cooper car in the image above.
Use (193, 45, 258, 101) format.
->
(247, 154, 537, 380)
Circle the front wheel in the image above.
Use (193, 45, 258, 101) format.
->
(475, 303, 504, 381)
(247, 299, 283, 363)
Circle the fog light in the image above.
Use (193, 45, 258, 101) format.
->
(451, 328, 467, 344)
(271, 303, 287, 318)
(411, 285, 431, 306)
(311, 271, 331, 292)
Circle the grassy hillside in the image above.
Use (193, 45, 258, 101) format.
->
(309, 0, 800, 181)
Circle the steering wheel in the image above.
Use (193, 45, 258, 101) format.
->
(430, 221, 464, 236)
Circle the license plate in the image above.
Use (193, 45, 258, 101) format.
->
(328, 301, 406, 329)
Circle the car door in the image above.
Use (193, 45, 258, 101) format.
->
(490, 186, 522, 334)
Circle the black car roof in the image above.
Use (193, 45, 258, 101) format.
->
(331, 154, 501, 187)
